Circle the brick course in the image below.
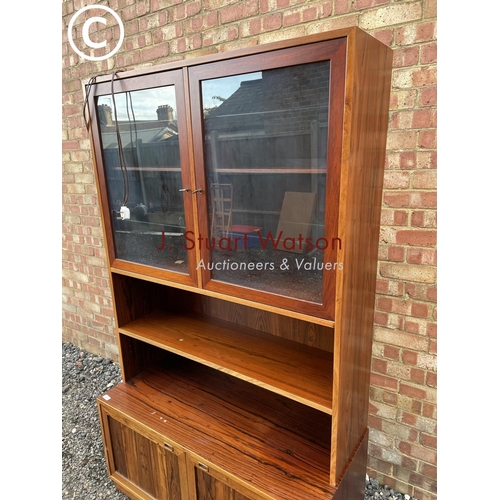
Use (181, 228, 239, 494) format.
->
(62, 1, 437, 498)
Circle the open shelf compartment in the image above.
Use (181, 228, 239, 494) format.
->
(119, 310, 333, 414)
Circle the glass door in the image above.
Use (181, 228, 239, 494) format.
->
(189, 40, 346, 318)
(91, 70, 198, 286)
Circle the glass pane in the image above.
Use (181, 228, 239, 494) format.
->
(201, 61, 332, 304)
(98, 87, 188, 273)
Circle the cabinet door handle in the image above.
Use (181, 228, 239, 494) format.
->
(192, 189, 203, 194)
(179, 188, 190, 193)
(198, 462, 209, 472)
(164, 442, 174, 452)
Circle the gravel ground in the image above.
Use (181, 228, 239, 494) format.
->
(62, 341, 417, 500)
(62, 342, 127, 500)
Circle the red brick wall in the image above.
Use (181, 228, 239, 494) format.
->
(62, 1, 437, 499)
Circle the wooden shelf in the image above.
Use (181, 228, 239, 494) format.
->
(110, 166, 181, 171)
(119, 310, 334, 414)
(110, 167, 325, 173)
(212, 168, 327, 174)
(99, 360, 336, 500)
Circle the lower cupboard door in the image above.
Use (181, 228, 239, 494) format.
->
(105, 413, 184, 500)
(193, 462, 255, 500)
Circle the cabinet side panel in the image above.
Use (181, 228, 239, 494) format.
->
(112, 274, 163, 327)
(331, 28, 393, 482)
(119, 335, 175, 381)
(332, 431, 368, 500)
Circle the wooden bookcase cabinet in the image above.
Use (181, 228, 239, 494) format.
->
(89, 27, 392, 500)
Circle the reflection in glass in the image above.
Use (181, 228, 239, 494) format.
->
(98, 87, 188, 273)
(201, 61, 332, 304)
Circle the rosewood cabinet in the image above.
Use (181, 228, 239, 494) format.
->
(89, 27, 392, 500)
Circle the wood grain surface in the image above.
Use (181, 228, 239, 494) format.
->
(119, 310, 333, 413)
(330, 27, 393, 482)
(99, 359, 336, 500)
